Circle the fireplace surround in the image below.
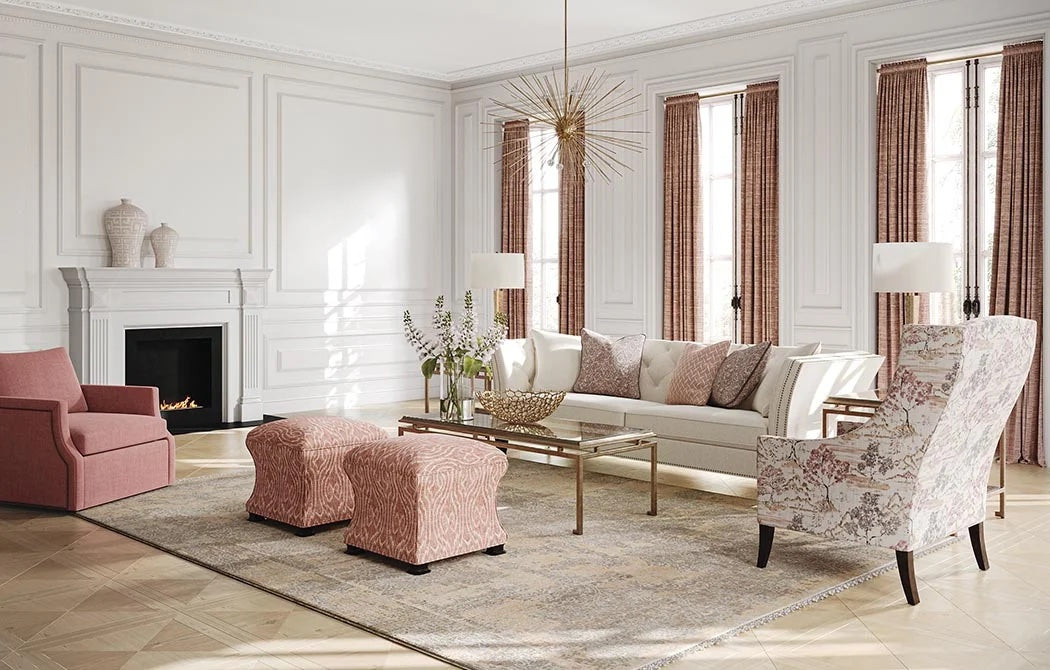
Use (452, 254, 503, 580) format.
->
(61, 267, 271, 425)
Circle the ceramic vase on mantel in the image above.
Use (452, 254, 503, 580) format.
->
(150, 222, 179, 268)
(102, 198, 148, 268)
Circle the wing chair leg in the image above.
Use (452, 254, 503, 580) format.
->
(757, 524, 774, 568)
(896, 550, 920, 605)
(969, 522, 989, 571)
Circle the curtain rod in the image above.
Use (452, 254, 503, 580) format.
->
(696, 88, 746, 101)
(926, 50, 1003, 66)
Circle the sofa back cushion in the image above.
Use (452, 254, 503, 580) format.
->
(0, 347, 88, 412)
(531, 330, 581, 392)
(665, 341, 731, 406)
(492, 338, 535, 391)
(639, 339, 691, 402)
(573, 329, 645, 399)
(709, 342, 772, 408)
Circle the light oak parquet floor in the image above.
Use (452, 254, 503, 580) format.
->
(2, 401, 1049, 669)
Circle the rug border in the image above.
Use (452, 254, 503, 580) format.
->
(76, 481, 960, 670)
(75, 512, 475, 670)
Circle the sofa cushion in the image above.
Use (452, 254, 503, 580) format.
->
(666, 341, 730, 406)
(0, 347, 88, 413)
(553, 393, 664, 426)
(624, 405, 768, 450)
(67, 412, 169, 456)
(573, 329, 645, 399)
(742, 342, 821, 416)
(531, 330, 581, 392)
(492, 338, 535, 391)
(710, 342, 771, 408)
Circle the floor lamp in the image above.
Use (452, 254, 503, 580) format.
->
(469, 253, 526, 320)
(872, 242, 954, 324)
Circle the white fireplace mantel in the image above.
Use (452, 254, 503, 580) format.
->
(60, 267, 272, 423)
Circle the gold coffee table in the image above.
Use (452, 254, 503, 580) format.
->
(399, 413, 658, 535)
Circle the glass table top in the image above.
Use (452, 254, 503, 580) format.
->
(400, 412, 655, 450)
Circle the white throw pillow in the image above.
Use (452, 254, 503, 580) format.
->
(743, 342, 821, 416)
(531, 329, 582, 392)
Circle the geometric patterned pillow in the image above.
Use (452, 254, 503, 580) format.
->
(665, 341, 731, 406)
(709, 342, 772, 408)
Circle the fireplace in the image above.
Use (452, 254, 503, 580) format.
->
(125, 326, 223, 432)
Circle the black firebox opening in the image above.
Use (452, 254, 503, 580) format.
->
(125, 326, 223, 432)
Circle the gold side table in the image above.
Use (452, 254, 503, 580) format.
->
(821, 389, 1006, 519)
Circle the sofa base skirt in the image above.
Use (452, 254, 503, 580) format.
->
(619, 437, 757, 478)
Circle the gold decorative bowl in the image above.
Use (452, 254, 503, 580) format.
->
(475, 390, 566, 425)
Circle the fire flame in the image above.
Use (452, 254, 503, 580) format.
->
(161, 396, 201, 411)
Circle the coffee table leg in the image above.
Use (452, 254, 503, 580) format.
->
(648, 442, 658, 517)
(573, 456, 584, 535)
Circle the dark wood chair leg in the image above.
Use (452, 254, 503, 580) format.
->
(345, 544, 363, 555)
(896, 550, 920, 605)
(757, 524, 774, 568)
(406, 563, 431, 575)
(247, 513, 263, 522)
(969, 522, 989, 571)
(484, 544, 506, 556)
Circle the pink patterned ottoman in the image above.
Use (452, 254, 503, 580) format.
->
(245, 417, 386, 536)
(342, 434, 508, 574)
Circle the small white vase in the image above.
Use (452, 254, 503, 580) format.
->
(103, 198, 148, 268)
(150, 222, 179, 268)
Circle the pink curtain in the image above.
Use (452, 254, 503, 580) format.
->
(559, 122, 586, 335)
(740, 81, 780, 345)
(990, 41, 1044, 465)
(500, 119, 531, 339)
(662, 93, 701, 341)
(875, 59, 929, 388)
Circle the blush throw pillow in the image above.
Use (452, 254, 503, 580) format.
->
(665, 341, 731, 406)
(709, 342, 772, 409)
(572, 329, 646, 399)
(531, 329, 582, 391)
(0, 347, 88, 412)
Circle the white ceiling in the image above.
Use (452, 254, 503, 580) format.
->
(5, 0, 885, 81)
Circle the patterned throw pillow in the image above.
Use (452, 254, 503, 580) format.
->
(665, 341, 731, 406)
(709, 342, 772, 408)
(572, 329, 646, 399)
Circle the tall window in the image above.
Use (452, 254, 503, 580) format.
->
(699, 95, 739, 341)
(529, 127, 559, 331)
(927, 56, 1001, 324)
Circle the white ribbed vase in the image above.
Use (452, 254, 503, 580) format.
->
(150, 222, 179, 268)
(102, 198, 148, 268)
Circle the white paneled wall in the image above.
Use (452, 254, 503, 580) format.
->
(0, 9, 451, 413)
(451, 0, 1050, 353)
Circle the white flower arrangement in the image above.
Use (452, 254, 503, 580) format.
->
(402, 291, 508, 381)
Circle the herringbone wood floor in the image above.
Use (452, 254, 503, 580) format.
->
(2, 402, 1049, 669)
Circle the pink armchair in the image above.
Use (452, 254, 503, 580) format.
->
(0, 347, 174, 511)
(756, 317, 1037, 605)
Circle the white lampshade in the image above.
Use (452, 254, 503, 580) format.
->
(469, 253, 525, 289)
(872, 242, 955, 293)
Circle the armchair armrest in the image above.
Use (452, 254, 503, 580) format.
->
(81, 385, 160, 417)
(768, 352, 884, 437)
(0, 396, 83, 509)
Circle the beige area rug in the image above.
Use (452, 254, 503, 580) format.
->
(79, 459, 941, 670)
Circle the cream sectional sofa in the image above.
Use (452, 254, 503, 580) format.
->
(491, 335, 883, 477)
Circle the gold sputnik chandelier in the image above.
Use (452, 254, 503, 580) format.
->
(491, 0, 645, 181)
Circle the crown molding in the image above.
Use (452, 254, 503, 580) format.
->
(0, 0, 453, 81)
(1, 0, 903, 84)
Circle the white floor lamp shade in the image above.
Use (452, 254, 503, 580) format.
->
(469, 253, 525, 319)
(872, 242, 954, 324)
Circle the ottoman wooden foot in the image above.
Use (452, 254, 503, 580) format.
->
(294, 527, 315, 537)
(345, 544, 363, 555)
(484, 544, 506, 556)
(406, 563, 431, 576)
(247, 513, 263, 522)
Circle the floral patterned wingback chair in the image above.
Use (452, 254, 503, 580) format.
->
(755, 316, 1037, 605)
